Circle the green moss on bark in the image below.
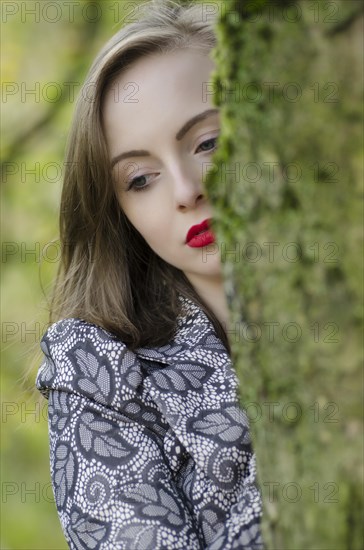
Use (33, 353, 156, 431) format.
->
(206, 1, 363, 547)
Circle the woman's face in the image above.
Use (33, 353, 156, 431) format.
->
(102, 48, 222, 286)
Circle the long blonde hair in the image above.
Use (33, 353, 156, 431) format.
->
(49, 0, 230, 353)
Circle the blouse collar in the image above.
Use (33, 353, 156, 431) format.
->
(134, 293, 230, 366)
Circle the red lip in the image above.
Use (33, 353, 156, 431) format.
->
(186, 218, 215, 248)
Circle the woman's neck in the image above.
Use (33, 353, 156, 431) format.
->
(186, 274, 230, 330)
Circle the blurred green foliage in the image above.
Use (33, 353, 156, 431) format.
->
(1, 2, 146, 548)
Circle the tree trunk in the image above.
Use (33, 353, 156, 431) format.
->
(206, 0, 363, 547)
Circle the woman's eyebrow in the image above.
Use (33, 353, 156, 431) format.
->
(111, 149, 150, 169)
(175, 108, 219, 141)
(110, 108, 219, 169)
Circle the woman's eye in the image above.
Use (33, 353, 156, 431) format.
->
(127, 174, 150, 192)
(196, 137, 218, 153)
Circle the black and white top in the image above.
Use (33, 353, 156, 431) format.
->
(36, 294, 263, 549)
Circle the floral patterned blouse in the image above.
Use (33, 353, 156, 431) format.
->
(36, 294, 263, 549)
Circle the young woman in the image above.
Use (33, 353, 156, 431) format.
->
(36, 1, 263, 548)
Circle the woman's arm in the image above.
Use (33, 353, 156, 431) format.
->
(37, 318, 263, 549)
(47, 388, 202, 550)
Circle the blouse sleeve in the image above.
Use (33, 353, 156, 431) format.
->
(46, 388, 202, 550)
(37, 318, 263, 549)
(36, 319, 203, 549)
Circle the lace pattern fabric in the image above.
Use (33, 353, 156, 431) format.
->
(36, 295, 263, 549)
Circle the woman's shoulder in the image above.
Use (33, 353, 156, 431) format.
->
(41, 316, 121, 344)
(36, 317, 140, 403)
(39, 316, 129, 369)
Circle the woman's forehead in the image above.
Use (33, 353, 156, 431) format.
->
(102, 49, 217, 149)
(103, 49, 215, 110)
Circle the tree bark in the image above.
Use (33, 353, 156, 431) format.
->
(206, 0, 363, 547)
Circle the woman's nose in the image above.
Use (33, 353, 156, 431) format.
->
(172, 166, 206, 211)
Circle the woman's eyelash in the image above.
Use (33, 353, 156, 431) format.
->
(127, 137, 219, 192)
(127, 174, 152, 192)
(196, 136, 218, 153)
